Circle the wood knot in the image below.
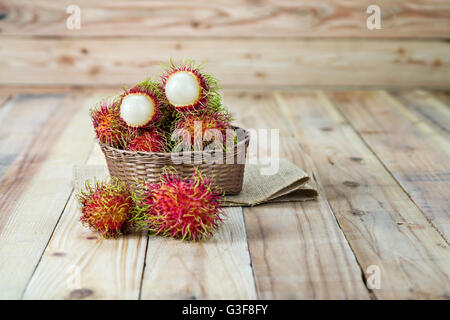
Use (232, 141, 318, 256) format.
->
(70, 288, 94, 299)
(58, 55, 75, 66)
(89, 66, 101, 77)
(350, 209, 366, 216)
(327, 156, 335, 165)
(433, 59, 442, 68)
(190, 21, 200, 28)
(254, 71, 266, 78)
(52, 252, 66, 257)
(343, 181, 360, 188)
(397, 47, 406, 56)
(350, 157, 363, 162)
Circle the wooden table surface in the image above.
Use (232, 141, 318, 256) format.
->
(0, 89, 449, 300)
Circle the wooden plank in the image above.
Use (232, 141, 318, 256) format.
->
(140, 207, 257, 299)
(328, 90, 450, 242)
(0, 0, 449, 38)
(0, 86, 117, 95)
(0, 94, 63, 180)
(391, 90, 450, 139)
(277, 91, 450, 299)
(24, 109, 148, 299)
(223, 91, 370, 299)
(0, 38, 449, 89)
(0, 94, 95, 299)
(0, 94, 69, 233)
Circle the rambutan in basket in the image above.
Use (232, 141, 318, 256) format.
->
(100, 127, 250, 195)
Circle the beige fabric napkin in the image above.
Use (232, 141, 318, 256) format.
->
(223, 159, 317, 206)
(72, 158, 318, 207)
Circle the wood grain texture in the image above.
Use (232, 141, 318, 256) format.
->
(0, 94, 62, 180)
(0, 94, 10, 108)
(0, 86, 115, 95)
(23, 113, 148, 300)
(0, 38, 449, 88)
(391, 90, 450, 140)
(432, 91, 450, 106)
(0, 94, 95, 299)
(0, 0, 449, 38)
(140, 207, 257, 300)
(277, 91, 450, 299)
(329, 91, 450, 242)
(224, 91, 370, 299)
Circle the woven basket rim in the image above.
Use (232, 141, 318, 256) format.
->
(100, 126, 250, 156)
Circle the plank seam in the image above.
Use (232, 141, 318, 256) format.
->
(0, 95, 11, 109)
(1, 35, 450, 41)
(20, 189, 74, 299)
(240, 208, 260, 299)
(1, 86, 449, 93)
(273, 91, 375, 299)
(20, 138, 97, 299)
(320, 192, 377, 300)
(137, 234, 150, 300)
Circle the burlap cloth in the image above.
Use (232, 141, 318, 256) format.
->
(72, 158, 317, 207)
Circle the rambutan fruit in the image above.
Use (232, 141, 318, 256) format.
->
(127, 128, 167, 152)
(76, 178, 133, 238)
(91, 100, 128, 149)
(172, 110, 233, 150)
(132, 169, 225, 241)
(120, 79, 166, 128)
(161, 59, 221, 111)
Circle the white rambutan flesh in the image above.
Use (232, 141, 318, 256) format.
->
(165, 71, 201, 107)
(120, 93, 155, 127)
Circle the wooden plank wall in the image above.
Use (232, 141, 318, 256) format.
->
(0, 0, 449, 89)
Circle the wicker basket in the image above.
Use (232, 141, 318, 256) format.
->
(100, 127, 250, 195)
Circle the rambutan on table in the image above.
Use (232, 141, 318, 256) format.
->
(0, 89, 448, 299)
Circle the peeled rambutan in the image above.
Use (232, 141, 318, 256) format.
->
(120, 79, 166, 128)
(76, 178, 133, 238)
(127, 128, 167, 152)
(132, 169, 225, 241)
(91, 101, 128, 149)
(161, 59, 221, 111)
(172, 110, 233, 150)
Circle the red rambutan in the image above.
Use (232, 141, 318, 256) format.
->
(120, 79, 167, 128)
(172, 110, 233, 150)
(132, 169, 225, 241)
(91, 101, 129, 149)
(76, 178, 133, 238)
(161, 59, 221, 111)
(127, 128, 167, 152)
